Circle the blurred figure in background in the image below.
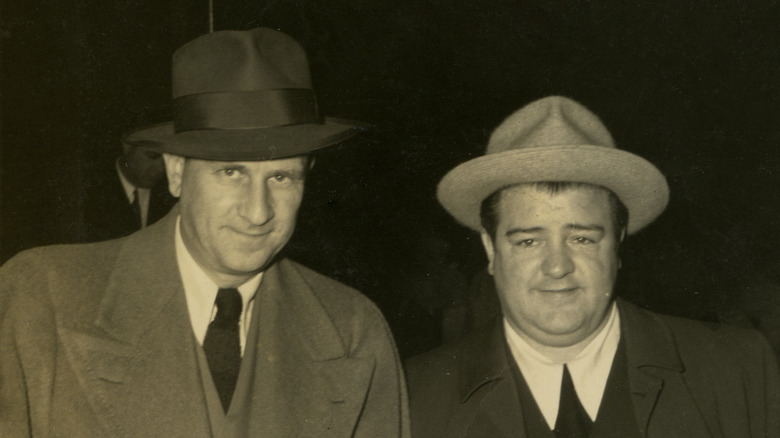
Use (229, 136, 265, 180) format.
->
(77, 139, 176, 242)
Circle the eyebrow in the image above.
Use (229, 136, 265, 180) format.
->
(211, 161, 245, 169)
(505, 224, 605, 237)
(505, 227, 544, 237)
(567, 224, 605, 233)
(273, 168, 306, 178)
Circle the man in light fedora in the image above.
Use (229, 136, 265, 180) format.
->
(0, 28, 409, 437)
(405, 96, 780, 437)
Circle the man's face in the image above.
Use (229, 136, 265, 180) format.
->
(480, 184, 623, 348)
(123, 145, 165, 189)
(164, 154, 308, 286)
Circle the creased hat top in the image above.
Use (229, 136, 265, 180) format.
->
(124, 27, 364, 161)
(172, 28, 311, 97)
(487, 96, 615, 153)
(437, 96, 669, 234)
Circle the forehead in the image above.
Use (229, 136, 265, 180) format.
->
(495, 184, 613, 229)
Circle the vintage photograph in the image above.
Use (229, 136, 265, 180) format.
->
(1, 1, 779, 436)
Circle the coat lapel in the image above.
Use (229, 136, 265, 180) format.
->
(618, 299, 715, 437)
(619, 300, 681, 434)
(238, 259, 374, 437)
(458, 322, 526, 437)
(59, 208, 212, 437)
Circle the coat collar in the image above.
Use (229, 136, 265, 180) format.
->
(93, 204, 353, 367)
(454, 299, 692, 437)
(230, 257, 373, 435)
(95, 205, 183, 344)
(264, 258, 348, 361)
(459, 320, 510, 403)
(62, 207, 370, 436)
(617, 298, 693, 435)
(455, 321, 527, 436)
(617, 299, 684, 372)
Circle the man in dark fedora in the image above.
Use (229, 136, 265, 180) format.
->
(406, 96, 780, 437)
(0, 28, 409, 437)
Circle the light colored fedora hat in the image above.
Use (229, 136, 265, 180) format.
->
(437, 96, 669, 234)
(124, 27, 366, 161)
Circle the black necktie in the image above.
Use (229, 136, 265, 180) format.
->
(130, 189, 142, 228)
(553, 364, 593, 438)
(202, 288, 242, 412)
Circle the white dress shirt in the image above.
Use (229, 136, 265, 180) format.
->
(116, 160, 151, 227)
(174, 217, 262, 355)
(504, 301, 621, 429)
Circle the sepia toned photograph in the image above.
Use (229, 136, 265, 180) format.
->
(1, 1, 779, 436)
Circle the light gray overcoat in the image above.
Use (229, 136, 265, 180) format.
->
(0, 208, 410, 437)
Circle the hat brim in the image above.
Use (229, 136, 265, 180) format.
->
(437, 145, 669, 235)
(124, 117, 366, 161)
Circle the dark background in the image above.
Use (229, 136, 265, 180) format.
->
(2, 0, 779, 358)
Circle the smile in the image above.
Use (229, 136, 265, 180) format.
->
(537, 287, 579, 293)
(228, 227, 273, 238)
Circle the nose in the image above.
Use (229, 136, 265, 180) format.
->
(239, 179, 274, 226)
(541, 243, 575, 279)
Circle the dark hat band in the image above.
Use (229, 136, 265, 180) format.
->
(173, 88, 320, 132)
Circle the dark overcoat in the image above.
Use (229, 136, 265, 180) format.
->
(406, 299, 780, 437)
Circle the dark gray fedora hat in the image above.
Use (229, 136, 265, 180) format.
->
(124, 27, 366, 161)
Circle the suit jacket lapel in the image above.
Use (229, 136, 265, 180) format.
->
(458, 322, 526, 437)
(618, 300, 671, 433)
(237, 259, 373, 437)
(59, 207, 212, 437)
(618, 299, 715, 437)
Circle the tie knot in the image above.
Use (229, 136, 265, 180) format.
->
(214, 288, 242, 322)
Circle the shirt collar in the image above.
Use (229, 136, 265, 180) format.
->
(174, 216, 262, 345)
(504, 301, 621, 428)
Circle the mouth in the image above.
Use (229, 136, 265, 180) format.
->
(228, 227, 273, 238)
(537, 287, 580, 293)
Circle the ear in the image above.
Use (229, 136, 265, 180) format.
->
(162, 153, 185, 198)
(480, 229, 496, 276)
(616, 227, 627, 269)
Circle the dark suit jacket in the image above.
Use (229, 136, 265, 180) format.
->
(0, 208, 410, 437)
(77, 163, 176, 242)
(406, 299, 780, 437)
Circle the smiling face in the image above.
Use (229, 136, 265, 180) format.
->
(480, 184, 624, 348)
(164, 154, 308, 287)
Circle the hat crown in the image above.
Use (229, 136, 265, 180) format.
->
(124, 27, 364, 161)
(487, 96, 615, 154)
(172, 28, 311, 98)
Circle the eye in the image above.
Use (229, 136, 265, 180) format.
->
(269, 171, 303, 184)
(513, 239, 538, 248)
(573, 236, 595, 245)
(219, 167, 242, 178)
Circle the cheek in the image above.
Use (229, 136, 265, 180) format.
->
(182, 188, 234, 226)
(493, 251, 534, 288)
(271, 188, 305, 218)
